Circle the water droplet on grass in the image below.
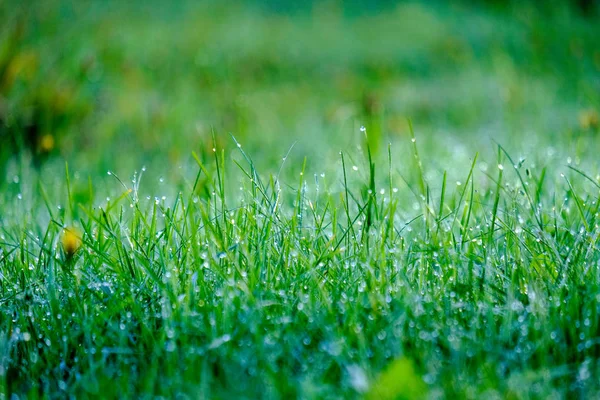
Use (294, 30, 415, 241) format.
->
(208, 334, 231, 349)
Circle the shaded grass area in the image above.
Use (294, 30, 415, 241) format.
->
(1, 1, 600, 398)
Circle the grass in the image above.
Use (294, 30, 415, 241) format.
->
(2, 1, 600, 398)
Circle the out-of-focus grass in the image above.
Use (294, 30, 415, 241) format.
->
(2, 1, 599, 177)
(1, 1, 600, 398)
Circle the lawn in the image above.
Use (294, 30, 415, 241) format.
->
(1, 1, 600, 398)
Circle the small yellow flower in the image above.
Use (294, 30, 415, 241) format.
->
(39, 134, 55, 153)
(579, 109, 599, 130)
(61, 227, 82, 256)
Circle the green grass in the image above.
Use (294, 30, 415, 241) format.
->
(2, 1, 600, 398)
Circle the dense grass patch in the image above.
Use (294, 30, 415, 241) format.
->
(1, 1, 600, 398)
(3, 132, 600, 398)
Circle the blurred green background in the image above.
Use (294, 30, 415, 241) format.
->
(1, 0, 599, 187)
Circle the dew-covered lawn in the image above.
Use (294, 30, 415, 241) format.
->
(1, 1, 600, 398)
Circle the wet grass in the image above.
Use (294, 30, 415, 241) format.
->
(1, 1, 600, 398)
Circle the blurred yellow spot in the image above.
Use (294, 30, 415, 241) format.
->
(366, 357, 426, 400)
(4, 51, 38, 88)
(52, 87, 74, 113)
(579, 109, 599, 130)
(62, 227, 82, 256)
(39, 134, 55, 153)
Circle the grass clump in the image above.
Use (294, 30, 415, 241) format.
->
(2, 131, 600, 398)
(1, 0, 600, 398)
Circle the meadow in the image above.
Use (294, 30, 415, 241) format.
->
(1, 1, 600, 398)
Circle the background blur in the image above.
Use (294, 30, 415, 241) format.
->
(1, 0, 599, 185)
